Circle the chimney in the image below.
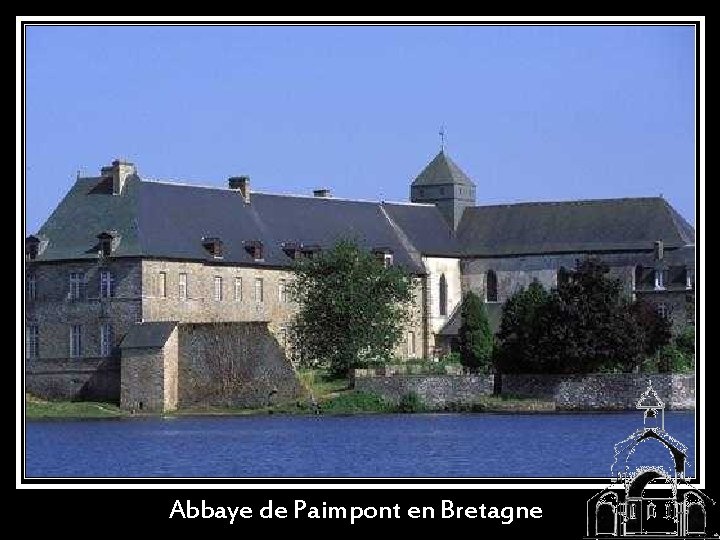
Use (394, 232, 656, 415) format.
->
(654, 240, 664, 261)
(313, 188, 331, 198)
(102, 159, 136, 195)
(229, 176, 251, 203)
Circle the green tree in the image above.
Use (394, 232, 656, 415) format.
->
(495, 280, 551, 373)
(289, 240, 414, 377)
(458, 291, 494, 373)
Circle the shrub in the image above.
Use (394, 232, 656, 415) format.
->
(321, 391, 391, 413)
(458, 291, 494, 373)
(397, 392, 426, 413)
(675, 325, 695, 358)
(656, 344, 694, 373)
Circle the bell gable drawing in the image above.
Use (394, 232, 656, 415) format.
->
(586, 381, 715, 538)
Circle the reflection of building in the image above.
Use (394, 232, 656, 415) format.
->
(586, 383, 713, 538)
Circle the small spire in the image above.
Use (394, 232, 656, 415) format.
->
(439, 125, 446, 153)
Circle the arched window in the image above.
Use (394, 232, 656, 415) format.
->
(439, 274, 447, 316)
(558, 266, 569, 286)
(486, 270, 498, 302)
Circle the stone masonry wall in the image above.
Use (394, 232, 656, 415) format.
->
(120, 346, 167, 412)
(355, 372, 694, 410)
(177, 322, 303, 408)
(499, 373, 695, 410)
(26, 357, 120, 401)
(355, 374, 494, 407)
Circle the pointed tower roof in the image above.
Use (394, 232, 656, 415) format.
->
(411, 150, 475, 187)
(637, 382, 665, 410)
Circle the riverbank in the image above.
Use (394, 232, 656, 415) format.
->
(25, 390, 554, 419)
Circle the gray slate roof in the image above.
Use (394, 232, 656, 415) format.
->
(120, 321, 176, 349)
(411, 151, 475, 187)
(457, 197, 695, 256)
(35, 176, 457, 274)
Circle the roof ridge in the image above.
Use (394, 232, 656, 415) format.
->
(468, 196, 666, 210)
(659, 198, 695, 244)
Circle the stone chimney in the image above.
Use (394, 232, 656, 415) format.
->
(313, 188, 331, 198)
(654, 240, 664, 261)
(229, 176, 251, 203)
(101, 160, 136, 195)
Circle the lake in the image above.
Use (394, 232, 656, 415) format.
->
(25, 411, 695, 478)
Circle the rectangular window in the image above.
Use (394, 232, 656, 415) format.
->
(70, 325, 82, 358)
(158, 271, 167, 298)
(255, 277, 264, 303)
(100, 323, 114, 357)
(407, 331, 416, 358)
(657, 303, 668, 319)
(26, 324, 39, 359)
(100, 269, 115, 298)
(214, 276, 223, 301)
(179, 273, 188, 301)
(27, 273, 37, 301)
(278, 325, 288, 348)
(69, 272, 84, 300)
(234, 277, 242, 301)
(279, 279, 288, 303)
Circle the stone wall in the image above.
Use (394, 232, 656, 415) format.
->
(354, 372, 695, 410)
(177, 322, 303, 409)
(499, 373, 695, 410)
(26, 357, 120, 401)
(354, 374, 494, 407)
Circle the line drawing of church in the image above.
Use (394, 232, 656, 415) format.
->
(586, 382, 715, 539)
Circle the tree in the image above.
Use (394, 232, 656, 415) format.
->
(496, 259, 672, 374)
(289, 239, 414, 377)
(495, 280, 551, 373)
(458, 291, 494, 373)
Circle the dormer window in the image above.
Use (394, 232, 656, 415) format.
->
(202, 237, 223, 258)
(26, 235, 40, 260)
(245, 240, 264, 261)
(300, 244, 321, 259)
(372, 247, 394, 268)
(282, 241, 301, 260)
(97, 232, 115, 258)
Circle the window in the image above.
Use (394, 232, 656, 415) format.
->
(407, 331, 416, 358)
(383, 253, 393, 268)
(234, 277, 243, 301)
(655, 269, 665, 290)
(486, 270, 498, 302)
(100, 269, 115, 298)
(439, 274, 447, 316)
(279, 279, 288, 303)
(26, 324, 38, 359)
(214, 276, 223, 301)
(158, 271, 167, 298)
(100, 323, 114, 357)
(100, 238, 112, 257)
(69, 272, 85, 300)
(657, 303, 668, 319)
(178, 273, 188, 301)
(70, 325, 82, 358)
(278, 325, 288, 348)
(557, 266, 569, 286)
(635, 265, 654, 289)
(255, 277, 264, 303)
(27, 272, 37, 300)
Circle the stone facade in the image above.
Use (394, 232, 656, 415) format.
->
(422, 256, 462, 356)
(354, 372, 695, 410)
(120, 321, 302, 412)
(26, 357, 120, 401)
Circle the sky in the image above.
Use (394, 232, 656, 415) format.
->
(24, 25, 696, 233)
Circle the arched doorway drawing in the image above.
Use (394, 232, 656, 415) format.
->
(685, 493, 706, 536)
(595, 502, 616, 536)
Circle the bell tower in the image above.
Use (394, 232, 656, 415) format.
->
(410, 150, 476, 230)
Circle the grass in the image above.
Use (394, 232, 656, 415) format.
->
(444, 395, 555, 412)
(26, 394, 124, 419)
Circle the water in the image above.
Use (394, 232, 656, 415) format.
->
(25, 412, 695, 478)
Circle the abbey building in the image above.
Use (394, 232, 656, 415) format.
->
(24, 151, 695, 411)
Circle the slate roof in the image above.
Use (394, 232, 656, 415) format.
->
(411, 150, 475, 187)
(34, 176, 456, 274)
(457, 197, 695, 256)
(120, 321, 177, 349)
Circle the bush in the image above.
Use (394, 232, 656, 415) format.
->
(321, 391, 392, 413)
(458, 291, 494, 373)
(657, 345, 694, 373)
(397, 392, 426, 413)
(675, 325, 695, 358)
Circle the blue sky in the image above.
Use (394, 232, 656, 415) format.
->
(25, 25, 696, 232)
